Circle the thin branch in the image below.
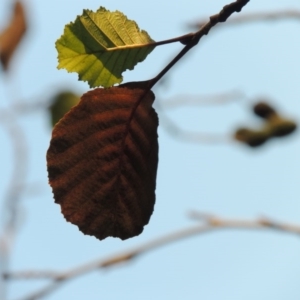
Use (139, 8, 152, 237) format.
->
(0, 109, 28, 234)
(101, 7, 286, 53)
(11, 100, 50, 114)
(190, 10, 300, 29)
(5, 212, 300, 300)
(159, 90, 245, 109)
(155, 90, 247, 144)
(146, 0, 250, 90)
(188, 211, 300, 235)
(0, 109, 28, 300)
(3, 271, 63, 281)
(121, 0, 250, 145)
(122, 0, 250, 91)
(155, 97, 232, 144)
(156, 103, 231, 144)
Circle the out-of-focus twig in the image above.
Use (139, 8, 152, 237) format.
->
(159, 90, 245, 109)
(190, 10, 300, 29)
(188, 211, 300, 234)
(0, 109, 28, 300)
(156, 90, 244, 144)
(5, 212, 300, 300)
(11, 100, 50, 113)
(156, 100, 232, 144)
(3, 271, 63, 280)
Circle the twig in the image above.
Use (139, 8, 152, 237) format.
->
(188, 211, 300, 235)
(190, 10, 300, 29)
(159, 90, 245, 109)
(3, 271, 63, 281)
(146, 0, 250, 90)
(5, 212, 300, 300)
(0, 109, 28, 300)
(0, 110, 28, 232)
(11, 100, 50, 113)
(156, 101, 231, 144)
(153, 89, 247, 145)
(122, 0, 250, 144)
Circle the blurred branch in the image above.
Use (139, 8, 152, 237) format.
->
(11, 100, 50, 114)
(3, 271, 62, 280)
(156, 90, 244, 144)
(0, 109, 28, 233)
(190, 10, 300, 29)
(159, 90, 245, 109)
(5, 213, 300, 300)
(156, 100, 232, 144)
(0, 109, 28, 300)
(188, 211, 300, 234)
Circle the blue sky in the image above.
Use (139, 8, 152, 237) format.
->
(0, 0, 300, 299)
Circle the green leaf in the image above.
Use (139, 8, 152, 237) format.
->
(56, 7, 155, 88)
(48, 91, 80, 128)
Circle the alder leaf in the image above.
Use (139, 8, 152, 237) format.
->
(0, 1, 27, 70)
(48, 91, 80, 127)
(56, 7, 155, 88)
(46, 86, 159, 240)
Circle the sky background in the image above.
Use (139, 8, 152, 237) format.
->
(0, 0, 300, 299)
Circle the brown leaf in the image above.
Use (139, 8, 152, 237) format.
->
(47, 86, 159, 240)
(0, 1, 27, 70)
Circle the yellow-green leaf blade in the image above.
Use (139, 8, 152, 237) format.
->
(56, 7, 155, 88)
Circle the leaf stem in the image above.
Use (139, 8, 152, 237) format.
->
(146, 0, 250, 90)
(105, 32, 195, 51)
(121, 0, 250, 152)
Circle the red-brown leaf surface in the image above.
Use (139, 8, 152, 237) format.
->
(0, 1, 27, 70)
(47, 87, 159, 240)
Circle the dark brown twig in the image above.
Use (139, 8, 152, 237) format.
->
(146, 0, 250, 90)
(122, 0, 250, 146)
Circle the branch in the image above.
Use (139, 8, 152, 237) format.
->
(147, 0, 250, 89)
(156, 101, 231, 144)
(0, 109, 28, 300)
(190, 10, 300, 29)
(155, 91, 242, 144)
(0, 109, 28, 235)
(159, 90, 245, 109)
(5, 212, 300, 300)
(188, 211, 300, 234)
(121, 0, 251, 135)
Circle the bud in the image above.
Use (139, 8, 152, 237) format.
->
(267, 115, 297, 137)
(253, 102, 276, 119)
(234, 128, 269, 147)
